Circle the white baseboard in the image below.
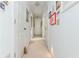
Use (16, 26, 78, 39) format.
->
(0, 52, 10, 58)
(26, 40, 31, 48)
(31, 38, 44, 41)
(51, 48, 55, 58)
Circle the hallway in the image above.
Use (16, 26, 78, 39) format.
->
(1, 1, 79, 58)
(23, 38, 52, 58)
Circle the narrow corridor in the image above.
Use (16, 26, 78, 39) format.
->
(1, 1, 79, 58)
(23, 38, 52, 58)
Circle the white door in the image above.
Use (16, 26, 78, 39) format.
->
(14, 2, 31, 57)
(34, 18, 42, 37)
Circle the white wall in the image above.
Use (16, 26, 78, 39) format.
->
(47, 2, 79, 57)
(42, 11, 48, 40)
(14, 1, 32, 57)
(0, 2, 14, 57)
(42, 2, 54, 56)
(52, 2, 79, 58)
(44, 2, 55, 56)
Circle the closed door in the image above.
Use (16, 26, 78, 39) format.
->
(34, 18, 42, 37)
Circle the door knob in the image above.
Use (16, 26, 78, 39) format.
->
(24, 28, 26, 30)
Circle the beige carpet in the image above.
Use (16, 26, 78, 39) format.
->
(23, 38, 52, 58)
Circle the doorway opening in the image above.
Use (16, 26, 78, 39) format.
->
(33, 16, 42, 38)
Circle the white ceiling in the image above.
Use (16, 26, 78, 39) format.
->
(28, 1, 48, 18)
